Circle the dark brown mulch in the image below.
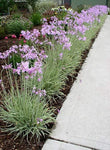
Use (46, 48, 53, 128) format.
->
(0, 29, 99, 150)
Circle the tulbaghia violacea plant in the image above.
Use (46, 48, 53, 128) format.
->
(1, 45, 48, 99)
(42, 5, 107, 42)
(41, 16, 72, 50)
(0, 44, 48, 91)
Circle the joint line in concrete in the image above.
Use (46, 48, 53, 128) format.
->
(49, 137, 98, 150)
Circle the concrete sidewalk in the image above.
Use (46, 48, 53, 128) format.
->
(42, 16, 110, 150)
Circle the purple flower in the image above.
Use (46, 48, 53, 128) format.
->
(43, 18, 47, 22)
(40, 119, 43, 122)
(32, 88, 46, 97)
(37, 118, 43, 124)
(0, 79, 2, 84)
(59, 53, 63, 59)
(57, 109, 60, 113)
(82, 37, 86, 41)
(2, 64, 12, 70)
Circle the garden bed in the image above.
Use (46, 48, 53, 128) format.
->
(0, 33, 99, 150)
(0, 5, 108, 150)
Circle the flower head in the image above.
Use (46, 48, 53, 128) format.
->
(59, 53, 63, 59)
(5, 36, 8, 40)
(11, 34, 17, 38)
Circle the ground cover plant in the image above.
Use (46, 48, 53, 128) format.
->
(0, 5, 108, 149)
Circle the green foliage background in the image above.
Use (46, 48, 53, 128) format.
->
(0, 0, 14, 14)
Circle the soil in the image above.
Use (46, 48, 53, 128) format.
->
(0, 29, 99, 150)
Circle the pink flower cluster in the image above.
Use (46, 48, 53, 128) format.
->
(18, 5, 107, 52)
(0, 45, 18, 59)
(37, 118, 43, 124)
(41, 17, 72, 50)
(21, 29, 40, 42)
(66, 5, 107, 39)
(11, 34, 17, 38)
(1, 44, 48, 81)
(12, 61, 42, 79)
(40, 5, 107, 49)
(21, 29, 54, 47)
(32, 86, 46, 97)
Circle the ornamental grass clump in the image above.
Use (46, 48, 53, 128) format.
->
(0, 79, 54, 141)
(38, 44, 78, 99)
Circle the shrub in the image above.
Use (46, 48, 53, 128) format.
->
(0, 79, 55, 141)
(31, 12, 42, 26)
(22, 18, 33, 30)
(0, 26, 6, 39)
(5, 20, 25, 37)
(5, 18, 33, 37)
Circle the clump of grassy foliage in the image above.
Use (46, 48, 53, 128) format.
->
(31, 11, 42, 26)
(0, 76, 55, 141)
